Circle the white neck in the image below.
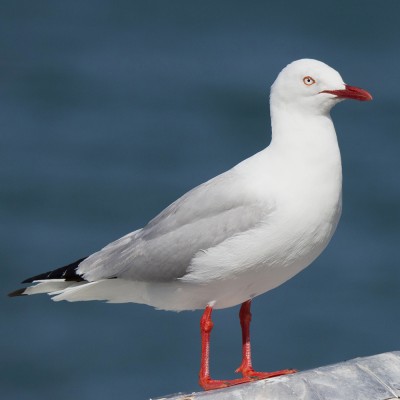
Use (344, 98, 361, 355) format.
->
(270, 103, 337, 152)
(267, 101, 342, 207)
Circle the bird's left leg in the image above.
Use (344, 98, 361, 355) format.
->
(235, 300, 297, 379)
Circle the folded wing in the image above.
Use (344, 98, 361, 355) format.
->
(77, 169, 271, 282)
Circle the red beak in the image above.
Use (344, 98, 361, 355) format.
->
(320, 84, 372, 101)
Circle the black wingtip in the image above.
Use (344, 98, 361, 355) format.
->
(21, 257, 87, 283)
(8, 257, 88, 299)
(8, 288, 27, 297)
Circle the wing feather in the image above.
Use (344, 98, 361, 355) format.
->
(77, 169, 271, 282)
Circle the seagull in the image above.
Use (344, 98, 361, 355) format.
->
(9, 59, 372, 391)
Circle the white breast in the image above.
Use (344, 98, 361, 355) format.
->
(179, 112, 343, 309)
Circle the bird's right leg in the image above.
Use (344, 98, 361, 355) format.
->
(235, 300, 296, 379)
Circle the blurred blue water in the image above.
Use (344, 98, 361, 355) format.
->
(1, 1, 400, 399)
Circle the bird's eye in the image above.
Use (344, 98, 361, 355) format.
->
(303, 76, 316, 86)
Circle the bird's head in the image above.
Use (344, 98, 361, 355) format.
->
(270, 59, 372, 115)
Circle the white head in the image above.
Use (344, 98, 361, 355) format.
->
(271, 59, 372, 116)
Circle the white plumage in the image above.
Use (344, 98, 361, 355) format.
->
(13, 59, 372, 311)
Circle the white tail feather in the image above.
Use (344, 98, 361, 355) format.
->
(23, 280, 84, 296)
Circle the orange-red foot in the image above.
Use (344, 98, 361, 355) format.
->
(235, 365, 297, 380)
(199, 369, 297, 390)
(199, 376, 253, 391)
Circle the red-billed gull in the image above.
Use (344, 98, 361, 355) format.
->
(9, 59, 372, 390)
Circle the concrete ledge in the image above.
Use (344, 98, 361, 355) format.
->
(156, 351, 400, 400)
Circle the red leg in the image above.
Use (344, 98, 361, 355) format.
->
(199, 305, 253, 390)
(235, 300, 297, 379)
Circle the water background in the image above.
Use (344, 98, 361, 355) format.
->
(2, 1, 400, 399)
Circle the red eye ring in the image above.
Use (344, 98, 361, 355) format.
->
(303, 76, 316, 86)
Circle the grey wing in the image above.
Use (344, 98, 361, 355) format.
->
(77, 169, 270, 282)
